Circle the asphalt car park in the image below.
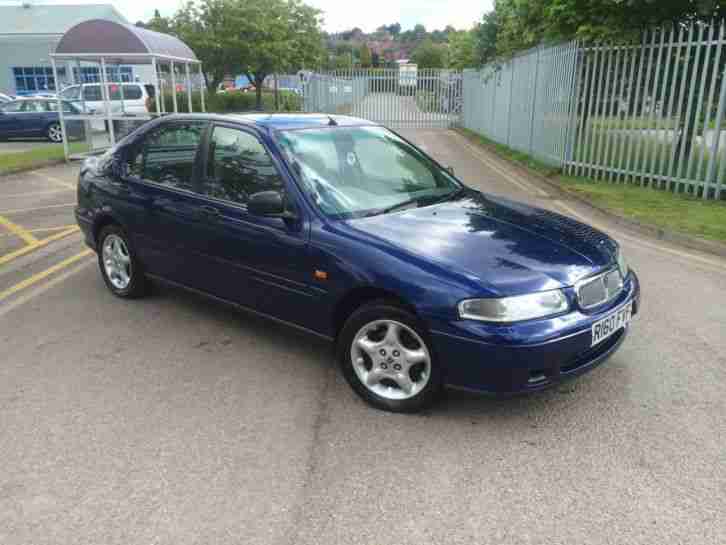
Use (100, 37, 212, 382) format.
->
(1, 130, 725, 544)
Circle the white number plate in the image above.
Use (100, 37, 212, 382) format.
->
(591, 301, 632, 347)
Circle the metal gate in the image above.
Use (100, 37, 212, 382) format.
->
(303, 69, 463, 129)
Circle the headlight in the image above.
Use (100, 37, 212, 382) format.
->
(616, 247, 629, 278)
(458, 290, 569, 323)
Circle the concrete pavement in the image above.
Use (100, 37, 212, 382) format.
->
(0, 131, 724, 545)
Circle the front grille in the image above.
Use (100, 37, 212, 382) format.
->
(576, 268, 624, 309)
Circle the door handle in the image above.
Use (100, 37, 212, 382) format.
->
(199, 205, 221, 218)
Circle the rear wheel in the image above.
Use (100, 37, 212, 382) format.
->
(46, 123, 63, 143)
(97, 225, 148, 298)
(338, 300, 442, 413)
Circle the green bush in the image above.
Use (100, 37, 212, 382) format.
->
(149, 90, 302, 114)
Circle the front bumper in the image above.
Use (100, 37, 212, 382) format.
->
(430, 271, 641, 394)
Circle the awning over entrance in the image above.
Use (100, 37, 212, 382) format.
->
(54, 19, 199, 64)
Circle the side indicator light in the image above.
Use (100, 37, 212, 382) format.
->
(314, 270, 328, 281)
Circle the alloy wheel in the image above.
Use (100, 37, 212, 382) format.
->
(350, 319, 431, 401)
(102, 234, 132, 290)
(48, 124, 63, 142)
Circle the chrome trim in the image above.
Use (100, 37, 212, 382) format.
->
(574, 267, 625, 310)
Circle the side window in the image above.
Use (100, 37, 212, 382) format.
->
(125, 123, 205, 191)
(0, 101, 23, 113)
(122, 85, 143, 100)
(83, 85, 102, 101)
(205, 126, 284, 205)
(21, 101, 45, 113)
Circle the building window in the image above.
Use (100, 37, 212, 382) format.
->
(72, 66, 133, 84)
(12, 66, 66, 95)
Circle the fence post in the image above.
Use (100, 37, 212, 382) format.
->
(529, 46, 542, 157)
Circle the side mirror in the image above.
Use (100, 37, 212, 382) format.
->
(248, 190, 294, 218)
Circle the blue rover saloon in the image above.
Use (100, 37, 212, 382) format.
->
(75, 114, 640, 412)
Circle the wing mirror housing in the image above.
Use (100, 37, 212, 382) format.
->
(248, 190, 296, 219)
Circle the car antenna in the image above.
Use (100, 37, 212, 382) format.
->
(327, 116, 338, 126)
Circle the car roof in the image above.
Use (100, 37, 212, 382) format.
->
(159, 112, 378, 132)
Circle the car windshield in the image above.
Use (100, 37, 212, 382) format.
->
(276, 126, 461, 219)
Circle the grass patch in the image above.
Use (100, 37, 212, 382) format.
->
(558, 176, 726, 243)
(456, 127, 726, 244)
(0, 142, 86, 175)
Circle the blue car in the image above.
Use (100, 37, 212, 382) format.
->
(0, 98, 83, 142)
(75, 114, 640, 412)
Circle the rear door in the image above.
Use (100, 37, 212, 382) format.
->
(120, 121, 218, 286)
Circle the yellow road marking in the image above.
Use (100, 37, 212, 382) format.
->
(0, 226, 80, 266)
(0, 225, 77, 239)
(0, 214, 39, 245)
(0, 249, 93, 303)
(0, 259, 93, 318)
(0, 203, 76, 215)
(3, 189, 74, 198)
(29, 171, 76, 191)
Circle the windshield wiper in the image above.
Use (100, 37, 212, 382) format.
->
(380, 198, 422, 215)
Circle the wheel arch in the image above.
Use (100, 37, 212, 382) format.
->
(332, 286, 419, 340)
(92, 212, 128, 249)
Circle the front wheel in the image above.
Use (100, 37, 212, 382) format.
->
(338, 300, 443, 413)
(46, 123, 63, 143)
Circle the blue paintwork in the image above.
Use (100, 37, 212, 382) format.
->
(0, 99, 83, 139)
(76, 113, 640, 394)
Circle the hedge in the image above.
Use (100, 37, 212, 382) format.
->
(149, 89, 302, 114)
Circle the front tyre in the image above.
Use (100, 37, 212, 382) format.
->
(338, 300, 443, 413)
(97, 225, 148, 298)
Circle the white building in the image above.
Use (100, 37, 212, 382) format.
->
(0, 2, 154, 96)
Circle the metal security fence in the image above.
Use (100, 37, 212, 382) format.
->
(461, 21, 726, 200)
(303, 69, 463, 129)
(461, 42, 580, 167)
(567, 21, 726, 199)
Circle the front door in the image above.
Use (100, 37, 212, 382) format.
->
(196, 123, 319, 325)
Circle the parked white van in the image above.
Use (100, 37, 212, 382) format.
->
(58, 83, 153, 115)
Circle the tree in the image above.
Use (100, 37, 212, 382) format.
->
(411, 39, 448, 69)
(474, 11, 499, 65)
(448, 30, 478, 69)
(163, 0, 324, 109)
(139, 9, 172, 32)
(493, 0, 726, 56)
(359, 44, 372, 68)
(387, 23, 401, 36)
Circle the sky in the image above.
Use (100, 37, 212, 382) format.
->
(7, 0, 492, 32)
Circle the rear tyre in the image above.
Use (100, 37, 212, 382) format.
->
(97, 224, 148, 299)
(337, 300, 443, 413)
(46, 123, 63, 143)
